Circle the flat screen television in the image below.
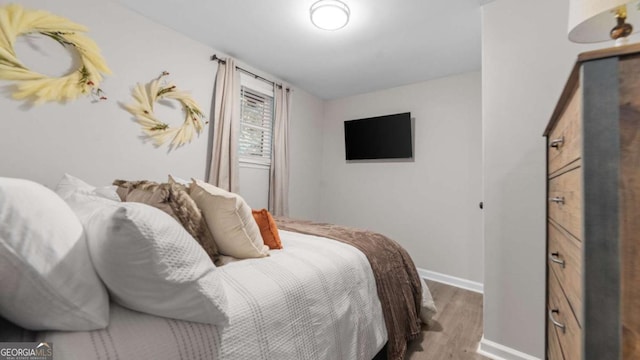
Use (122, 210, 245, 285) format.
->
(344, 112, 412, 160)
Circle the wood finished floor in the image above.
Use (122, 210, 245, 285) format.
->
(404, 280, 489, 360)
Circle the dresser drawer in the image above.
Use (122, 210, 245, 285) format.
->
(548, 86, 582, 176)
(548, 166, 582, 239)
(548, 314, 565, 360)
(548, 271, 582, 360)
(548, 219, 583, 325)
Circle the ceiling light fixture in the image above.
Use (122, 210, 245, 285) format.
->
(310, 0, 350, 31)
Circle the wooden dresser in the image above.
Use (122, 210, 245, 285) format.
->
(544, 45, 640, 360)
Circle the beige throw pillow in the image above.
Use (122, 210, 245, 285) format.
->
(190, 179, 268, 259)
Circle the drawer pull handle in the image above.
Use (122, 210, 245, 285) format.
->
(549, 252, 566, 268)
(550, 137, 565, 149)
(549, 197, 565, 204)
(548, 309, 566, 333)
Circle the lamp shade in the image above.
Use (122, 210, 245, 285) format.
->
(569, 0, 640, 42)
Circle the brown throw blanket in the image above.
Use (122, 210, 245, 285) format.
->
(275, 218, 422, 360)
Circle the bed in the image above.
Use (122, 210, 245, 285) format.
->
(0, 176, 435, 360)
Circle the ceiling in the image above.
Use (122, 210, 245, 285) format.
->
(115, 0, 482, 100)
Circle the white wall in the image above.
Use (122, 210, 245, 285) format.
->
(319, 72, 483, 283)
(238, 165, 270, 209)
(0, 0, 216, 186)
(289, 89, 325, 220)
(0, 0, 324, 220)
(480, 0, 623, 357)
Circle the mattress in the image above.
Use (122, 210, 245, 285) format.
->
(37, 230, 388, 360)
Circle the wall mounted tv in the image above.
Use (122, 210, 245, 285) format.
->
(344, 112, 413, 160)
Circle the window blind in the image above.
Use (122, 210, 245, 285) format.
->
(239, 85, 274, 165)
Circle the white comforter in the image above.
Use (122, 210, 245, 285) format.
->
(39, 230, 388, 360)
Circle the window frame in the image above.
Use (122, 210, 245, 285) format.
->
(238, 73, 275, 169)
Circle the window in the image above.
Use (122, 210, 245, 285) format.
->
(239, 74, 274, 166)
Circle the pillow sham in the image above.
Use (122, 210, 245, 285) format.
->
(252, 209, 283, 250)
(113, 179, 219, 259)
(190, 179, 268, 259)
(0, 177, 109, 330)
(55, 173, 120, 201)
(68, 195, 229, 325)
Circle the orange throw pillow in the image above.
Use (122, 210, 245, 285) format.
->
(252, 209, 283, 250)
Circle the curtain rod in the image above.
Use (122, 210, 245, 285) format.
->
(211, 54, 289, 91)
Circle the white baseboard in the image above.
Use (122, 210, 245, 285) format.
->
(477, 337, 541, 360)
(416, 268, 483, 294)
(417, 270, 538, 360)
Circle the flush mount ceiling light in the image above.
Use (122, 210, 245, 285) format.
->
(310, 0, 350, 31)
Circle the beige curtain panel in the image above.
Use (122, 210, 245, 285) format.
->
(269, 86, 291, 217)
(208, 58, 240, 192)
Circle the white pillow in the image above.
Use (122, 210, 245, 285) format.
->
(68, 194, 229, 325)
(0, 177, 109, 330)
(55, 173, 120, 202)
(189, 179, 268, 259)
